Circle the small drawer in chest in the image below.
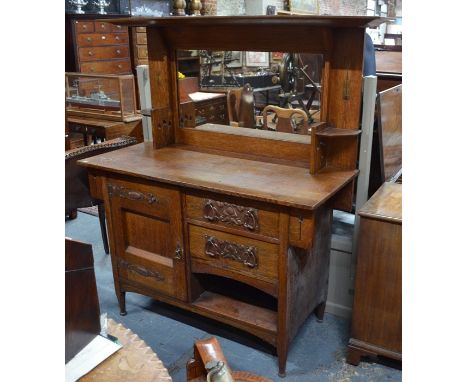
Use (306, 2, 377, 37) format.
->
(77, 33, 129, 47)
(195, 98, 228, 125)
(78, 46, 129, 62)
(80, 59, 131, 74)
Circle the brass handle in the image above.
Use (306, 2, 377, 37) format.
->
(88, 51, 93, 56)
(115, 35, 120, 40)
(87, 37, 92, 42)
(100, 23, 105, 28)
(117, 64, 123, 69)
(83, 25, 87, 29)
(116, 49, 121, 54)
(174, 242, 184, 260)
(101, 35, 106, 40)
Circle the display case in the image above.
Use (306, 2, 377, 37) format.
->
(65, 72, 139, 122)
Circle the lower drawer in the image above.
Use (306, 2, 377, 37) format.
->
(80, 59, 131, 74)
(188, 225, 279, 286)
(78, 46, 129, 62)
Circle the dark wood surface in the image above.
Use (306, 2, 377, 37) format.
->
(65, 238, 101, 363)
(347, 182, 402, 366)
(79, 143, 358, 211)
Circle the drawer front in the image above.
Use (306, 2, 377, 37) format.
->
(80, 59, 131, 74)
(137, 46, 148, 59)
(196, 100, 227, 125)
(135, 26, 146, 33)
(106, 178, 174, 220)
(111, 23, 126, 33)
(94, 21, 111, 33)
(77, 33, 129, 47)
(74, 21, 94, 33)
(78, 46, 129, 62)
(189, 225, 278, 284)
(185, 193, 279, 239)
(136, 32, 147, 45)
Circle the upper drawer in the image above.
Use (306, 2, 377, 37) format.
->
(80, 59, 131, 74)
(94, 21, 111, 33)
(74, 21, 94, 33)
(78, 46, 129, 62)
(136, 32, 147, 45)
(185, 193, 279, 239)
(137, 46, 148, 59)
(77, 33, 129, 47)
(106, 177, 178, 220)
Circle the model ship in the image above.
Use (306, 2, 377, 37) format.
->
(66, 85, 121, 111)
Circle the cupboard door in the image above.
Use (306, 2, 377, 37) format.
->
(106, 177, 187, 301)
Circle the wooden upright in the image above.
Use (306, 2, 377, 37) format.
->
(78, 15, 382, 376)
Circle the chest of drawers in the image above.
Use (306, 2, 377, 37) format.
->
(66, 15, 132, 74)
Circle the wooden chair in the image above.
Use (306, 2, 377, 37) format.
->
(227, 84, 256, 128)
(65, 136, 137, 254)
(261, 105, 309, 133)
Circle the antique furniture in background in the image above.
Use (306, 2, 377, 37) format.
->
(66, 136, 137, 253)
(347, 182, 402, 366)
(79, 15, 382, 376)
(368, 84, 402, 197)
(65, 14, 132, 74)
(375, 47, 402, 93)
(262, 105, 309, 133)
(187, 336, 272, 382)
(65, 238, 101, 362)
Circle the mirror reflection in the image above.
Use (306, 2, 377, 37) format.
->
(177, 50, 323, 135)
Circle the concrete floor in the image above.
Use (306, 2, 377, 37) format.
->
(66, 211, 402, 381)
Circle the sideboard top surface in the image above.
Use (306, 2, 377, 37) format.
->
(79, 143, 357, 211)
(359, 182, 402, 223)
(99, 15, 384, 29)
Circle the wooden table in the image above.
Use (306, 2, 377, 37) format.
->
(67, 115, 143, 146)
(80, 319, 171, 381)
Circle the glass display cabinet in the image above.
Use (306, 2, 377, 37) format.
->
(65, 72, 139, 122)
(78, 15, 384, 377)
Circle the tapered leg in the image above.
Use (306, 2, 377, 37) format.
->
(314, 301, 326, 322)
(346, 346, 363, 366)
(277, 341, 288, 378)
(118, 291, 127, 316)
(97, 203, 109, 254)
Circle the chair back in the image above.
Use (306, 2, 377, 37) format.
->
(262, 105, 309, 133)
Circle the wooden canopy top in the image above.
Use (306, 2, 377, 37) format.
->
(100, 15, 384, 29)
(79, 143, 357, 211)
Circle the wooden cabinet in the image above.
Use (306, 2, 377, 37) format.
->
(66, 14, 132, 74)
(347, 182, 402, 365)
(79, 15, 384, 376)
(105, 176, 187, 303)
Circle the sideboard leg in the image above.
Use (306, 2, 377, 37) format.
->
(346, 346, 363, 366)
(277, 343, 288, 378)
(314, 301, 326, 322)
(118, 291, 127, 316)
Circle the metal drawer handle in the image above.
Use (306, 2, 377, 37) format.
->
(87, 37, 92, 42)
(107, 183, 159, 204)
(116, 49, 121, 54)
(115, 36, 120, 40)
(101, 35, 106, 40)
(117, 64, 122, 69)
(88, 51, 93, 56)
(100, 23, 105, 28)
(174, 242, 184, 260)
(203, 199, 259, 231)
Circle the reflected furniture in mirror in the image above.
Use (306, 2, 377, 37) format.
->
(78, 15, 382, 376)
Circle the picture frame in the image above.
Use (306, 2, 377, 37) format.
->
(245, 51, 270, 67)
(288, 0, 319, 15)
(225, 51, 243, 68)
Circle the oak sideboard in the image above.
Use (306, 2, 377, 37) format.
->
(79, 15, 383, 376)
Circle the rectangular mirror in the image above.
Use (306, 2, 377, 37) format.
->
(177, 50, 324, 136)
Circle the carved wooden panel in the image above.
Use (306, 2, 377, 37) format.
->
(108, 183, 159, 204)
(203, 199, 259, 232)
(204, 235, 258, 269)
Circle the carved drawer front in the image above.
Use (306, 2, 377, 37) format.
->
(78, 46, 129, 62)
(185, 193, 279, 239)
(106, 178, 174, 220)
(189, 225, 279, 287)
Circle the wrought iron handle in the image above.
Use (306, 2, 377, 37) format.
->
(174, 242, 184, 260)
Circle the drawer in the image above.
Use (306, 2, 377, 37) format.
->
(185, 193, 279, 239)
(136, 32, 147, 45)
(106, 177, 176, 220)
(94, 21, 111, 33)
(189, 225, 279, 285)
(80, 59, 131, 74)
(74, 21, 94, 33)
(117, 249, 177, 298)
(135, 26, 146, 33)
(137, 46, 148, 59)
(78, 46, 129, 62)
(111, 24, 126, 33)
(77, 33, 129, 47)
